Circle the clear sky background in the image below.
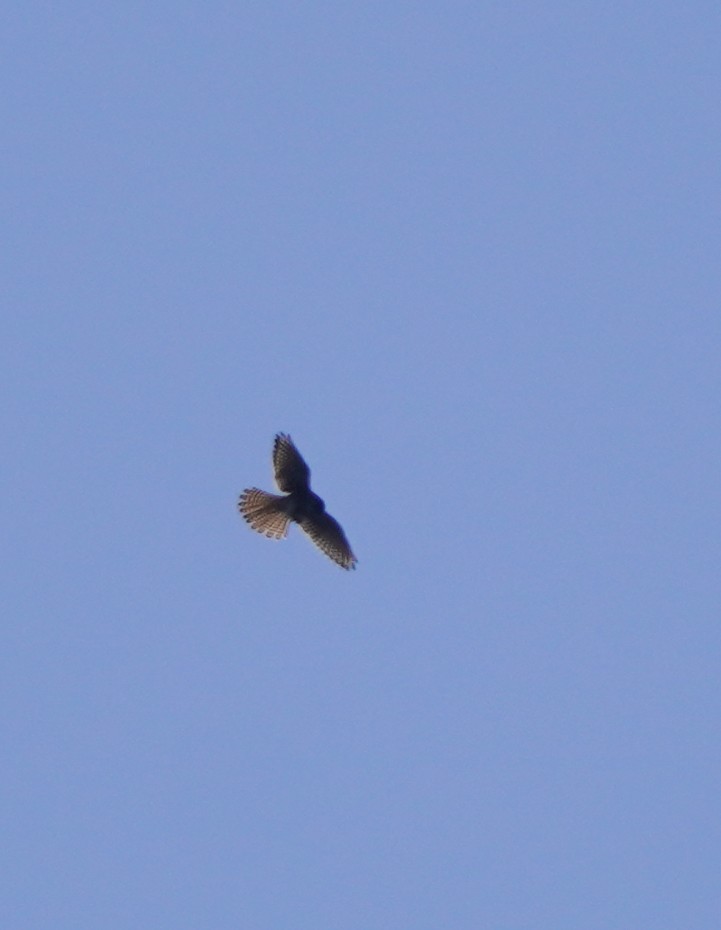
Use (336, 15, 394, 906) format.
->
(3, 4, 719, 928)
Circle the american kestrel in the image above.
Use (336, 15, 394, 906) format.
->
(238, 433, 357, 570)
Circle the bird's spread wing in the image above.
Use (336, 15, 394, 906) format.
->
(299, 510, 357, 570)
(273, 433, 311, 493)
(238, 489, 291, 539)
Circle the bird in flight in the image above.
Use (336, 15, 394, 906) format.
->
(238, 433, 357, 570)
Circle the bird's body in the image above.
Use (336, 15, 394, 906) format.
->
(238, 433, 357, 570)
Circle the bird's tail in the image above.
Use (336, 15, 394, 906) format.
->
(238, 488, 291, 539)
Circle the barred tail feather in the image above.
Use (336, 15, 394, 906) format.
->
(238, 488, 291, 539)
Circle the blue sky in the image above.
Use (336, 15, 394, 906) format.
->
(3, 3, 720, 928)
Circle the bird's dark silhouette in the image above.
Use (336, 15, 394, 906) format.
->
(238, 433, 357, 570)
